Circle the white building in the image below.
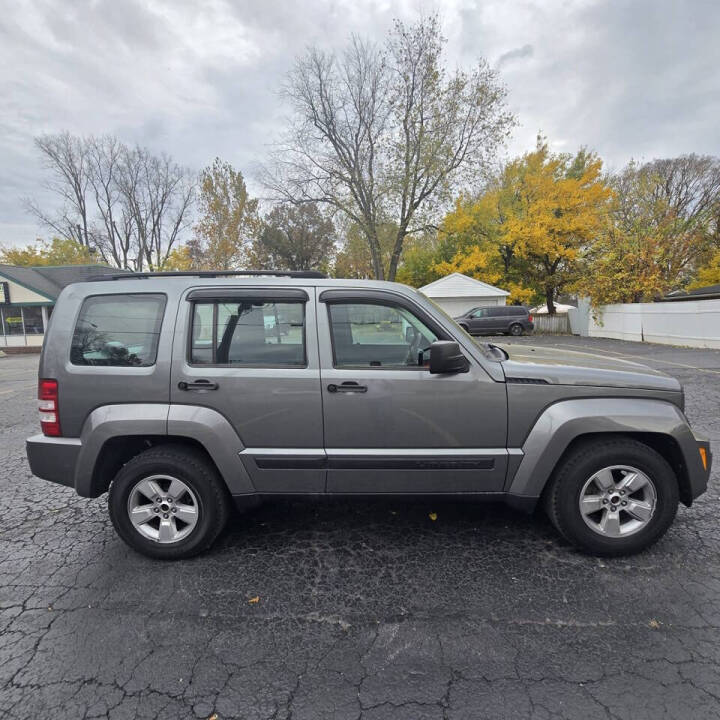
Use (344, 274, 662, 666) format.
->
(419, 272, 509, 317)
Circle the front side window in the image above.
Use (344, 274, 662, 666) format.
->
(328, 302, 438, 368)
(471, 308, 488, 318)
(191, 300, 306, 366)
(71, 294, 166, 367)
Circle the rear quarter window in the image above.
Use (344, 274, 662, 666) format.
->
(71, 294, 166, 367)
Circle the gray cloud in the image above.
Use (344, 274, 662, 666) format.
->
(497, 43, 533, 69)
(1, 0, 719, 247)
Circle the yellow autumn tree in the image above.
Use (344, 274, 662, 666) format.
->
(190, 158, 259, 270)
(434, 142, 612, 310)
(1, 237, 97, 266)
(498, 144, 612, 312)
(690, 252, 720, 288)
(577, 159, 720, 305)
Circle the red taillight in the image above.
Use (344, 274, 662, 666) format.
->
(528, 314, 533, 322)
(38, 379, 61, 437)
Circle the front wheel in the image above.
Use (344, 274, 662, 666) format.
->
(108, 445, 231, 560)
(544, 438, 679, 556)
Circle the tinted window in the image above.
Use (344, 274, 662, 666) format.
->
(71, 294, 166, 367)
(511, 306, 527, 316)
(328, 302, 438, 368)
(191, 300, 305, 366)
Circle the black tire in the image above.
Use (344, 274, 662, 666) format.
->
(544, 438, 679, 556)
(508, 323, 524, 336)
(108, 445, 231, 560)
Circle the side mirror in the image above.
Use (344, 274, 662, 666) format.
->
(429, 341, 469, 374)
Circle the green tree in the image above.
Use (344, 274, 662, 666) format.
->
(333, 222, 397, 279)
(249, 204, 336, 272)
(191, 158, 259, 270)
(0, 237, 97, 266)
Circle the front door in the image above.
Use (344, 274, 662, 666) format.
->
(170, 286, 325, 493)
(468, 308, 490, 334)
(316, 290, 508, 494)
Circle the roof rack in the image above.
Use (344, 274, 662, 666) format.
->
(86, 270, 328, 282)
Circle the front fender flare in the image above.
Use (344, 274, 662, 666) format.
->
(506, 397, 701, 501)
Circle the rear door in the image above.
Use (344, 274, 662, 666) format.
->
(316, 289, 508, 494)
(170, 286, 325, 493)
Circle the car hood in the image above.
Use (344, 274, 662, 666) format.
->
(496, 344, 681, 392)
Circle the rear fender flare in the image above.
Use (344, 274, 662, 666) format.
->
(76, 404, 253, 496)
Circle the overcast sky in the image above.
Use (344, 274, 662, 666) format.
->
(1, 0, 719, 248)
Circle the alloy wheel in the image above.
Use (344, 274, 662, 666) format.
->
(578, 465, 657, 538)
(127, 474, 199, 544)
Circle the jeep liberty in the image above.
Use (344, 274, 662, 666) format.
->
(26, 271, 712, 559)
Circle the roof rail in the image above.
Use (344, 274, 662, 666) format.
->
(86, 270, 328, 282)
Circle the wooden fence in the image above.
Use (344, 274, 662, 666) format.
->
(532, 313, 571, 334)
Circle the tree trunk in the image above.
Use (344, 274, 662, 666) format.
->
(366, 228, 384, 280)
(387, 227, 407, 282)
(545, 287, 556, 315)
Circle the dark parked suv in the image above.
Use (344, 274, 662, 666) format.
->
(455, 305, 534, 336)
(26, 271, 710, 560)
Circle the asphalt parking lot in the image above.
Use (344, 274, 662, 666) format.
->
(1, 336, 720, 720)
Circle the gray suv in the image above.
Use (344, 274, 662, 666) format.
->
(455, 305, 534, 336)
(26, 271, 711, 559)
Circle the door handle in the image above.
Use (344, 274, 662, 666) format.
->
(327, 381, 368, 394)
(178, 379, 219, 391)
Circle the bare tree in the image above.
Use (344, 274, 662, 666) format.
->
(25, 132, 93, 247)
(117, 146, 195, 271)
(27, 132, 196, 270)
(87, 136, 137, 269)
(262, 15, 514, 280)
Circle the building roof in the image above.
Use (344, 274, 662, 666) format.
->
(663, 284, 720, 302)
(0, 264, 123, 302)
(419, 272, 509, 298)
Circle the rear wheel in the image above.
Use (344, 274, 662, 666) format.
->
(544, 438, 679, 556)
(508, 323, 524, 336)
(108, 445, 230, 560)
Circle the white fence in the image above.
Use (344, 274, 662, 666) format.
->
(585, 299, 720, 349)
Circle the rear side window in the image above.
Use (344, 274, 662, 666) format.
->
(71, 294, 166, 367)
(190, 300, 306, 366)
(511, 306, 527, 316)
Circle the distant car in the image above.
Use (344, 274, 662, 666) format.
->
(454, 305, 534, 336)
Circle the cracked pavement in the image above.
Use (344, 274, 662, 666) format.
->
(1, 335, 719, 719)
